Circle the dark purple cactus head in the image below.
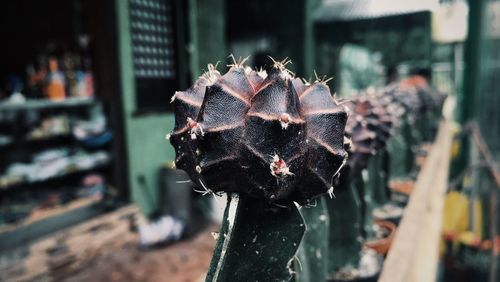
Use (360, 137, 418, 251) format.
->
(384, 83, 421, 121)
(400, 75, 446, 114)
(343, 92, 398, 177)
(344, 99, 377, 176)
(169, 59, 348, 204)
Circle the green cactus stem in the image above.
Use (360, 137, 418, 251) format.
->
(206, 194, 305, 282)
(295, 197, 330, 282)
(326, 179, 362, 276)
(387, 117, 414, 179)
(362, 152, 389, 237)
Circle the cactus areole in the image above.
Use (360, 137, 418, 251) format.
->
(169, 59, 348, 204)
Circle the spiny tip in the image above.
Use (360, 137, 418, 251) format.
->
(314, 70, 334, 85)
(269, 56, 294, 80)
(227, 54, 249, 68)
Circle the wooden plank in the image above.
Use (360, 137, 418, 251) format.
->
(408, 121, 453, 282)
(379, 120, 453, 282)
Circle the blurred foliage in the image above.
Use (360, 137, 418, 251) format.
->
(315, 12, 432, 91)
(338, 44, 384, 95)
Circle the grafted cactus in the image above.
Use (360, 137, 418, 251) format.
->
(169, 59, 348, 204)
(382, 78, 442, 179)
(343, 94, 396, 178)
(169, 57, 348, 281)
(325, 91, 404, 279)
(342, 96, 391, 237)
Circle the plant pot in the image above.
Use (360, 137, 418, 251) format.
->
(390, 191, 409, 206)
(389, 179, 415, 196)
(365, 220, 397, 256)
(330, 273, 379, 282)
(372, 203, 404, 226)
(415, 143, 432, 167)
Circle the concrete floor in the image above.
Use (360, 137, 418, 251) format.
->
(1, 205, 218, 282)
(63, 223, 218, 282)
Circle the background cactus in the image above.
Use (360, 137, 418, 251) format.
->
(344, 97, 392, 178)
(325, 93, 397, 279)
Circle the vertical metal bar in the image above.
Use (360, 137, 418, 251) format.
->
(455, 0, 485, 173)
(303, 0, 316, 79)
(188, 0, 200, 79)
(453, 43, 463, 94)
(490, 188, 498, 282)
(174, 0, 188, 89)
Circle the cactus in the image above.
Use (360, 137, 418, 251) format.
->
(344, 98, 389, 178)
(383, 79, 446, 178)
(325, 90, 403, 279)
(325, 77, 443, 279)
(343, 95, 392, 234)
(169, 58, 347, 204)
(169, 57, 348, 281)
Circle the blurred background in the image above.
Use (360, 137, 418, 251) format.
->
(0, 0, 498, 281)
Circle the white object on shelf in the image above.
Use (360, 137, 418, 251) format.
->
(6, 92, 26, 104)
(0, 150, 111, 189)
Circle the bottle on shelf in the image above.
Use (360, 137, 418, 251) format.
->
(76, 34, 95, 99)
(64, 53, 79, 98)
(45, 57, 66, 101)
(78, 56, 94, 98)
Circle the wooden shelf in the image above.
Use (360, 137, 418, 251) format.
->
(0, 160, 111, 191)
(0, 98, 96, 112)
(0, 134, 72, 149)
(379, 120, 454, 282)
(0, 97, 115, 252)
(25, 133, 71, 142)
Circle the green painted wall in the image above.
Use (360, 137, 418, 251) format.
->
(124, 115, 175, 216)
(116, 0, 226, 216)
(116, 0, 175, 216)
(189, 0, 226, 76)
